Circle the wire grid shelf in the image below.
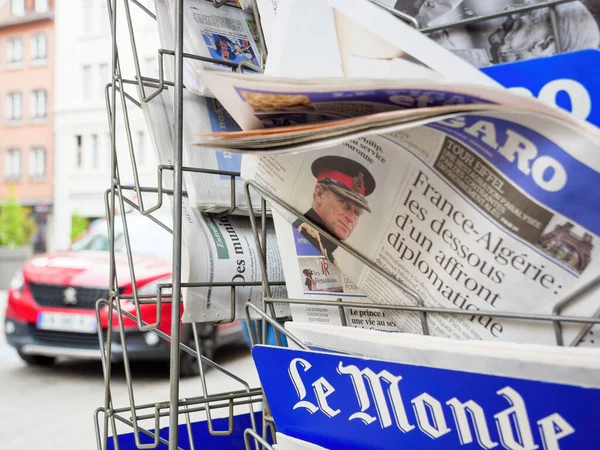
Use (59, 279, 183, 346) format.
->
(95, 0, 600, 449)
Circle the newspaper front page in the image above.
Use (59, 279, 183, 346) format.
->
(155, 0, 262, 97)
(141, 88, 289, 322)
(391, 0, 600, 68)
(179, 205, 288, 322)
(141, 86, 262, 214)
(240, 112, 600, 346)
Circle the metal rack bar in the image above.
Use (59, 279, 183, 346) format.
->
(126, 390, 263, 416)
(553, 273, 600, 345)
(244, 429, 274, 450)
(98, 0, 597, 448)
(96, 407, 183, 450)
(99, 0, 273, 448)
(245, 303, 307, 350)
(122, 0, 262, 106)
(115, 74, 257, 218)
(116, 294, 162, 449)
(115, 0, 263, 220)
(95, 287, 265, 447)
(130, 0, 157, 19)
(100, 0, 121, 447)
(192, 321, 254, 436)
(263, 297, 600, 327)
(368, 0, 419, 27)
(115, 393, 263, 422)
(420, 0, 577, 34)
(248, 0, 268, 67)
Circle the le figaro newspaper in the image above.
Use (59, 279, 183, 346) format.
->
(218, 78, 600, 346)
(244, 119, 600, 346)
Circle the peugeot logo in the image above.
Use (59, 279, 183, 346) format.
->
(63, 287, 78, 305)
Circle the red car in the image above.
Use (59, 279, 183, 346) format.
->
(3, 213, 245, 377)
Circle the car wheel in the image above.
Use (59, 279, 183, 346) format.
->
(180, 324, 216, 378)
(18, 352, 56, 366)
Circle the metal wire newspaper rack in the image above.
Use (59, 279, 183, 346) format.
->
(95, 0, 600, 449)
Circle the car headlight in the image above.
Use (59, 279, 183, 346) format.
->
(9, 270, 24, 294)
(137, 276, 173, 297)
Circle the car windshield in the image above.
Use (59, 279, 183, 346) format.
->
(70, 215, 173, 259)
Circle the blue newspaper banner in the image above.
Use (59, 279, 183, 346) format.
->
(481, 49, 600, 128)
(427, 114, 600, 237)
(253, 345, 600, 450)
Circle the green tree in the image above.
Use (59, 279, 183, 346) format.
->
(0, 186, 37, 248)
(71, 212, 90, 242)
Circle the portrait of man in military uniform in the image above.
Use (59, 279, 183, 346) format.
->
(293, 156, 376, 266)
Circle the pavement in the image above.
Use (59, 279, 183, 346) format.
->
(0, 290, 259, 449)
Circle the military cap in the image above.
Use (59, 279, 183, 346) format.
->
(311, 155, 376, 213)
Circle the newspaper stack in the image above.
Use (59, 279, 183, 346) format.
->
(153, 0, 267, 215)
(140, 84, 289, 322)
(190, 0, 600, 347)
(137, 0, 293, 323)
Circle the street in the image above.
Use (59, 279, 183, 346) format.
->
(0, 291, 259, 449)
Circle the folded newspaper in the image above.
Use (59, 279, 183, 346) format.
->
(140, 84, 264, 214)
(141, 87, 289, 322)
(190, 68, 600, 346)
(154, 0, 262, 98)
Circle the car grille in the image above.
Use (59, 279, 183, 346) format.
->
(28, 283, 110, 310)
(28, 325, 103, 348)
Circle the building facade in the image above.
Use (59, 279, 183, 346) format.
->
(537, 222, 594, 274)
(0, 0, 54, 253)
(52, 0, 161, 251)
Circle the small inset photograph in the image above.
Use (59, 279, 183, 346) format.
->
(202, 32, 259, 66)
(292, 155, 376, 267)
(298, 258, 345, 293)
(536, 220, 593, 274)
(237, 89, 314, 113)
(394, 0, 600, 68)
